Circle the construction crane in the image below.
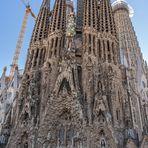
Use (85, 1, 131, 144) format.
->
(9, 0, 36, 80)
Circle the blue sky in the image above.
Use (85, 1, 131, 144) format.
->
(0, 0, 148, 76)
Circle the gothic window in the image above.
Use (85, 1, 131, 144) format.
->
(93, 35, 95, 47)
(99, 130, 106, 148)
(59, 78, 71, 95)
(98, 81, 102, 93)
(100, 139, 106, 148)
(59, 126, 65, 144)
(51, 38, 54, 49)
(55, 37, 58, 48)
(63, 37, 65, 48)
(133, 109, 137, 124)
(107, 41, 111, 63)
(100, 130, 105, 136)
(89, 34, 91, 45)
(98, 39, 101, 58)
(24, 142, 28, 148)
(93, 36, 96, 55)
(54, 48, 57, 56)
(88, 34, 91, 54)
(58, 126, 74, 147)
(125, 120, 131, 128)
(77, 66, 82, 90)
(23, 111, 29, 121)
(116, 109, 120, 121)
(98, 111, 105, 123)
(66, 128, 74, 146)
(107, 41, 110, 52)
(103, 40, 106, 61)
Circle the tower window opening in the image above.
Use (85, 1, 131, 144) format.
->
(42, 48, 46, 65)
(99, 44, 101, 58)
(55, 37, 58, 48)
(108, 54, 111, 63)
(51, 38, 54, 49)
(89, 34, 91, 45)
(39, 49, 43, 65)
(116, 109, 120, 121)
(33, 49, 39, 67)
(100, 139, 106, 148)
(54, 49, 57, 56)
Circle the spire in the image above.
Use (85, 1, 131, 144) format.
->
(47, 0, 66, 59)
(66, 0, 74, 14)
(83, 0, 98, 30)
(112, 0, 137, 67)
(76, 0, 84, 31)
(31, 0, 51, 43)
(112, 0, 134, 18)
(95, 0, 119, 65)
(82, 0, 99, 56)
(49, 0, 66, 32)
(99, 0, 117, 36)
(41, 0, 50, 8)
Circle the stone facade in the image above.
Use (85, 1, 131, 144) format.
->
(1, 0, 148, 147)
(0, 67, 23, 147)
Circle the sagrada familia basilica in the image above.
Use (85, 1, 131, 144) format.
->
(0, 0, 148, 147)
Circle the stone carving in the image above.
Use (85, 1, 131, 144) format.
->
(4, 0, 148, 148)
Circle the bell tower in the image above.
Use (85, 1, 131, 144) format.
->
(113, 0, 144, 142)
(31, 0, 51, 43)
(6, 1, 51, 147)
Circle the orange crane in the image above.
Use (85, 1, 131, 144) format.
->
(9, 0, 36, 80)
